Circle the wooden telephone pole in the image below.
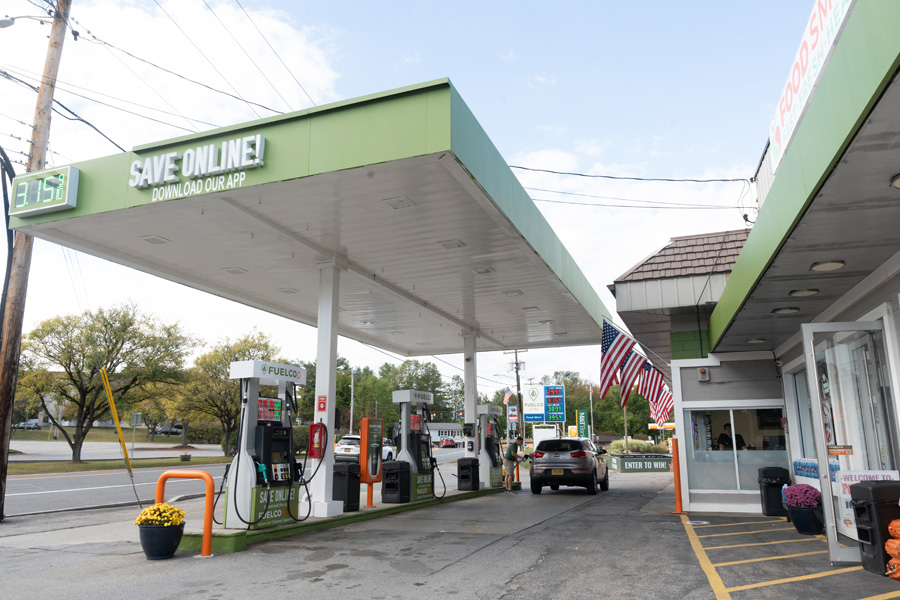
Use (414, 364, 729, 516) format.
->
(0, 0, 72, 522)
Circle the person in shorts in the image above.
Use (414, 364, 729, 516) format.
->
(503, 436, 523, 493)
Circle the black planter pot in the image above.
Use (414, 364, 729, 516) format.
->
(138, 523, 185, 560)
(786, 506, 825, 535)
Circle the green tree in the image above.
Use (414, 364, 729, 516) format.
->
(181, 331, 280, 455)
(19, 304, 194, 462)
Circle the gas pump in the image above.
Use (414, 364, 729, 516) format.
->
(224, 360, 307, 530)
(392, 389, 436, 501)
(477, 404, 504, 488)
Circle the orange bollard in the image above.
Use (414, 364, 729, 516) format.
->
(672, 438, 684, 514)
(155, 470, 215, 557)
(366, 483, 374, 508)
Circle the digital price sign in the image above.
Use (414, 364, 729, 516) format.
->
(10, 166, 79, 217)
(544, 385, 565, 422)
(523, 385, 566, 422)
(258, 397, 282, 422)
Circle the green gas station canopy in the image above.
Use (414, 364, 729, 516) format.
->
(12, 79, 612, 356)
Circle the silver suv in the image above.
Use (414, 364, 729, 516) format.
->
(529, 437, 609, 495)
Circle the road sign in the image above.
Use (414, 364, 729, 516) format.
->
(130, 412, 142, 427)
(508, 405, 519, 423)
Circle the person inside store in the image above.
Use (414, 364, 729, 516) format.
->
(717, 423, 747, 450)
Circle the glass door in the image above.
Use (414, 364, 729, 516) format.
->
(802, 322, 898, 563)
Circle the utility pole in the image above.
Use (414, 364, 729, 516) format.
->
(0, 0, 72, 522)
(505, 349, 525, 445)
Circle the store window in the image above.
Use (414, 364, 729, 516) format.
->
(686, 408, 789, 491)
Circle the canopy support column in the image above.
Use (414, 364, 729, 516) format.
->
(463, 333, 478, 458)
(310, 260, 345, 517)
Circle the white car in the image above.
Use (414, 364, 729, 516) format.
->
(334, 435, 395, 462)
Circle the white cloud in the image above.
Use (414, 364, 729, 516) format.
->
(500, 50, 518, 62)
(527, 75, 557, 89)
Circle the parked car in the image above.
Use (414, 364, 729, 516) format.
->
(440, 437, 457, 448)
(15, 420, 41, 430)
(155, 423, 182, 435)
(334, 435, 395, 462)
(529, 437, 609, 495)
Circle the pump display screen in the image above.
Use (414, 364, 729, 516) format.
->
(272, 451, 283, 463)
(258, 398, 282, 422)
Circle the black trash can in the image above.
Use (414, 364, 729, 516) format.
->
(332, 461, 360, 512)
(850, 480, 900, 575)
(457, 457, 480, 491)
(758, 466, 791, 516)
(381, 460, 411, 503)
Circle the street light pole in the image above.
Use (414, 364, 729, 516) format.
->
(0, 0, 72, 523)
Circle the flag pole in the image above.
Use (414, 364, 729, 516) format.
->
(623, 401, 629, 454)
(588, 377, 594, 443)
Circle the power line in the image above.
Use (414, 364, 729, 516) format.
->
(525, 186, 732, 209)
(66, 14, 282, 117)
(2, 64, 200, 134)
(511, 164, 751, 184)
(0, 69, 124, 151)
(152, 0, 262, 120)
(532, 197, 734, 210)
(234, 0, 316, 108)
(202, 0, 293, 112)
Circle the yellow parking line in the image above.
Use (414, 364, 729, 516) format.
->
(712, 550, 828, 567)
(697, 526, 796, 538)
(693, 519, 785, 528)
(706, 536, 825, 550)
(725, 566, 862, 592)
(858, 591, 900, 600)
(680, 514, 732, 600)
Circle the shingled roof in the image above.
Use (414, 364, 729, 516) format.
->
(613, 228, 749, 284)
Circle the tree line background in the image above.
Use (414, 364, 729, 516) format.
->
(11, 305, 657, 462)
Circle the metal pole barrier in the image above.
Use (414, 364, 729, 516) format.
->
(155, 470, 215, 557)
(672, 437, 684, 514)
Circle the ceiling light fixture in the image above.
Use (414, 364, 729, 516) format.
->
(539, 319, 555, 325)
(789, 289, 819, 297)
(772, 307, 800, 315)
(810, 260, 845, 272)
(472, 265, 494, 275)
(522, 306, 541, 312)
(439, 239, 466, 249)
(502, 289, 524, 297)
(745, 338, 767, 345)
(141, 235, 171, 244)
(279, 288, 299, 294)
(222, 267, 247, 275)
(891, 174, 900, 189)
(384, 196, 416, 209)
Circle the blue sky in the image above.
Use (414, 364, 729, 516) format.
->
(1, 0, 817, 396)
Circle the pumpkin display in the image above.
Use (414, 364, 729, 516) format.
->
(890, 519, 900, 539)
(887, 539, 900, 559)
(888, 558, 900, 580)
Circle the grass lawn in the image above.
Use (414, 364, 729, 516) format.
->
(10, 427, 187, 444)
(8, 456, 231, 476)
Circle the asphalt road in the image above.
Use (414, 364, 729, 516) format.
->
(4, 448, 466, 515)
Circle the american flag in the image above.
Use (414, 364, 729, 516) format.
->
(618, 351, 646, 408)
(503, 387, 513, 405)
(639, 363, 664, 413)
(599, 321, 635, 400)
(653, 385, 674, 427)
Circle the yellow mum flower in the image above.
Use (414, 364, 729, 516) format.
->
(134, 502, 186, 526)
